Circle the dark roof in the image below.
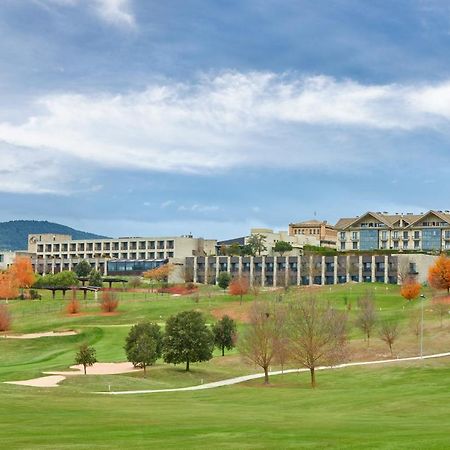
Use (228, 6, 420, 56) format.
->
(217, 237, 246, 246)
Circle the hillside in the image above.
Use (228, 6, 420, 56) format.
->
(0, 220, 108, 251)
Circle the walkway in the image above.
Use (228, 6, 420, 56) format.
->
(100, 351, 450, 395)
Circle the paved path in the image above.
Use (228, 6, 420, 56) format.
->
(100, 351, 450, 395)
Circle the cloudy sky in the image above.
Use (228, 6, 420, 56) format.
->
(2, 0, 450, 238)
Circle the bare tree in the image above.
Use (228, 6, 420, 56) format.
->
(432, 301, 449, 329)
(397, 257, 412, 285)
(379, 321, 400, 356)
(272, 304, 291, 373)
(289, 296, 348, 388)
(409, 309, 421, 339)
(355, 296, 378, 346)
(238, 301, 282, 384)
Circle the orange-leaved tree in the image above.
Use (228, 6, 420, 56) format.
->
(0, 271, 19, 300)
(10, 256, 36, 297)
(400, 277, 421, 301)
(143, 264, 173, 291)
(428, 255, 450, 294)
(229, 276, 249, 305)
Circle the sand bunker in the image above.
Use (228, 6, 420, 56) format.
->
(45, 362, 138, 376)
(5, 362, 140, 388)
(4, 331, 78, 339)
(5, 375, 66, 388)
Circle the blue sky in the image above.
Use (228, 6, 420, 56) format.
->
(1, 0, 450, 239)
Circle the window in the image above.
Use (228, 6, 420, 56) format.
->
(414, 231, 420, 239)
(403, 231, 408, 239)
(352, 242, 358, 250)
(393, 241, 399, 249)
(340, 242, 345, 250)
(414, 241, 420, 249)
(403, 241, 408, 249)
(352, 231, 358, 240)
(381, 231, 387, 240)
(340, 232, 346, 240)
(393, 231, 399, 239)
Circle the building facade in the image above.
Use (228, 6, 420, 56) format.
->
(335, 210, 450, 252)
(288, 220, 337, 248)
(185, 253, 435, 287)
(218, 228, 321, 256)
(28, 234, 216, 276)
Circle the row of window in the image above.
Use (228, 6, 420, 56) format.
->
(37, 240, 175, 253)
(35, 252, 174, 260)
(341, 230, 450, 240)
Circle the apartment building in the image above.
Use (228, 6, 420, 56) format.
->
(335, 210, 450, 252)
(185, 253, 435, 286)
(288, 220, 337, 248)
(28, 233, 216, 275)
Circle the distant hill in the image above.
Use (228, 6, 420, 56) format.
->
(0, 220, 109, 251)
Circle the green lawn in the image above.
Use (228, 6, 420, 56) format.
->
(0, 283, 449, 448)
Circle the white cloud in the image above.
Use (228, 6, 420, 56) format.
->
(92, 0, 135, 28)
(38, 0, 135, 28)
(2, 71, 450, 194)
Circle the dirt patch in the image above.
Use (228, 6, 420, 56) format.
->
(44, 362, 139, 376)
(211, 302, 251, 323)
(5, 375, 66, 388)
(4, 330, 78, 339)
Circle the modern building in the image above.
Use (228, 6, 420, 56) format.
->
(28, 233, 216, 276)
(0, 250, 34, 271)
(288, 220, 337, 248)
(185, 253, 435, 287)
(217, 228, 320, 256)
(335, 210, 450, 252)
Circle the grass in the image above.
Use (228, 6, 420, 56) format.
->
(0, 282, 449, 448)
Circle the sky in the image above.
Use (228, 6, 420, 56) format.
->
(2, 0, 450, 239)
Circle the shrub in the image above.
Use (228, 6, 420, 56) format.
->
(0, 304, 12, 332)
(100, 290, 119, 313)
(66, 298, 81, 314)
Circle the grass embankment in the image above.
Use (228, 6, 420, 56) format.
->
(0, 283, 449, 448)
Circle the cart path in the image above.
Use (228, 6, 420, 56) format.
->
(99, 351, 450, 395)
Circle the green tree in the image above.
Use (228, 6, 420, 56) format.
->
(75, 343, 97, 375)
(273, 240, 293, 256)
(247, 233, 267, 256)
(217, 272, 231, 290)
(213, 315, 237, 356)
(74, 260, 92, 277)
(34, 271, 79, 288)
(124, 322, 163, 371)
(163, 310, 214, 371)
(227, 243, 241, 256)
(240, 244, 255, 256)
(88, 269, 103, 287)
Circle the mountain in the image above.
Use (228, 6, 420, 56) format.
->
(0, 220, 109, 251)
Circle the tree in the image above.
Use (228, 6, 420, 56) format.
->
(247, 233, 267, 256)
(10, 256, 35, 297)
(212, 315, 237, 356)
(34, 271, 79, 288)
(75, 343, 97, 374)
(400, 277, 421, 301)
(379, 321, 400, 356)
(227, 243, 241, 256)
(163, 310, 214, 371)
(143, 264, 173, 291)
(241, 244, 255, 257)
(217, 272, 231, 290)
(229, 276, 249, 305)
(428, 255, 450, 294)
(431, 300, 450, 328)
(0, 271, 18, 300)
(0, 304, 12, 332)
(125, 322, 163, 373)
(289, 296, 348, 388)
(272, 304, 291, 373)
(100, 290, 119, 313)
(238, 301, 282, 384)
(74, 260, 92, 278)
(88, 269, 103, 287)
(355, 296, 378, 346)
(273, 241, 293, 256)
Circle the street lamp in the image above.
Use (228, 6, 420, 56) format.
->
(420, 294, 426, 358)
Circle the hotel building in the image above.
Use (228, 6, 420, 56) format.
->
(335, 210, 450, 252)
